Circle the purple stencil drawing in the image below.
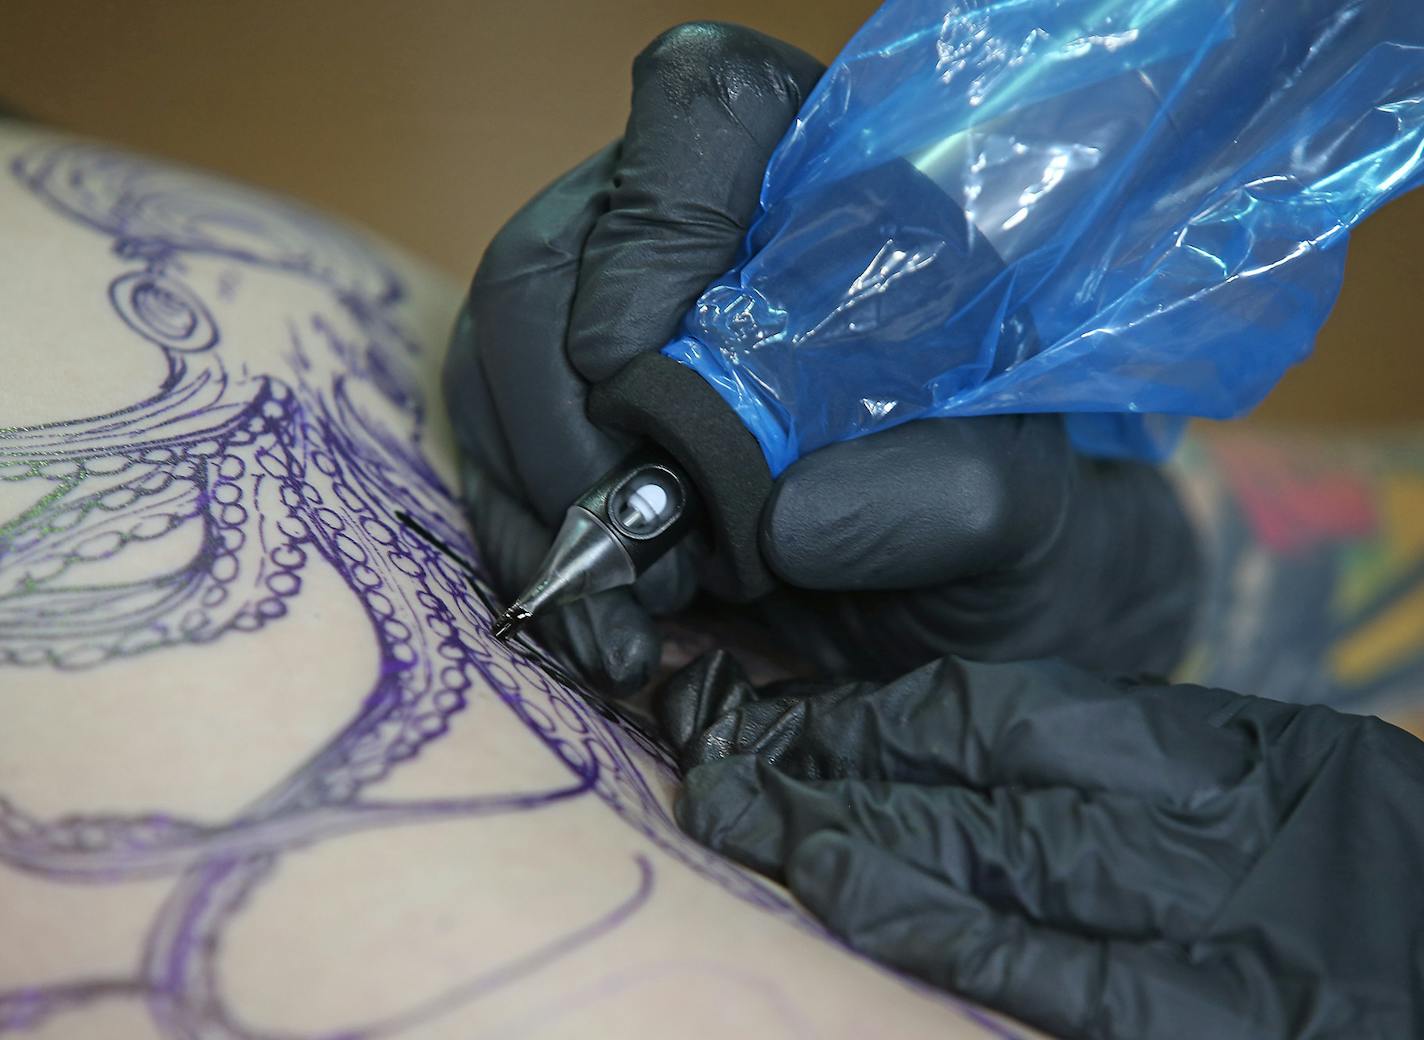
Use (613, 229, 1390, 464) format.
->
(0, 140, 1023, 1040)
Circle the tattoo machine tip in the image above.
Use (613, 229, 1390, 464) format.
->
(492, 604, 532, 643)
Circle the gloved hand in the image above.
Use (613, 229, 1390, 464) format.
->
(443, 22, 824, 693)
(659, 651, 1424, 1040)
(443, 21, 1201, 696)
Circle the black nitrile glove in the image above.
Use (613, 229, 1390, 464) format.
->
(749, 418, 1198, 681)
(443, 21, 1200, 696)
(660, 651, 1424, 1040)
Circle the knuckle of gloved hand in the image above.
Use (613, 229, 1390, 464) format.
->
(634, 23, 808, 124)
(471, 149, 614, 296)
(635, 23, 764, 87)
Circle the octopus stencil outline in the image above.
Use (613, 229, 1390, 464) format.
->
(0, 139, 1020, 1039)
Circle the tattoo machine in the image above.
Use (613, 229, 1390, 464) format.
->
(493, 0, 1424, 641)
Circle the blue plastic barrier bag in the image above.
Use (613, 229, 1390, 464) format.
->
(661, 0, 1424, 473)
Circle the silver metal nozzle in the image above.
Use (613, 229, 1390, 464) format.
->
(497, 506, 637, 635)
(491, 604, 532, 642)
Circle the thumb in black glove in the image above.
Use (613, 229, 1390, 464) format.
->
(659, 650, 1424, 1040)
(752, 415, 1198, 680)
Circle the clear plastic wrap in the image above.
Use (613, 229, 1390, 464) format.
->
(660, 0, 1424, 471)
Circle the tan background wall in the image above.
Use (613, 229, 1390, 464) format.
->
(1, 0, 1420, 426)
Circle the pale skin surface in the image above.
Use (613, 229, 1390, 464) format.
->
(0, 121, 1037, 1039)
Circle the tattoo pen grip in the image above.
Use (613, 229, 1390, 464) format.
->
(492, 443, 699, 641)
(493, 354, 780, 641)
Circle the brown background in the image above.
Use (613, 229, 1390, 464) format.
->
(2, 0, 1420, 425)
